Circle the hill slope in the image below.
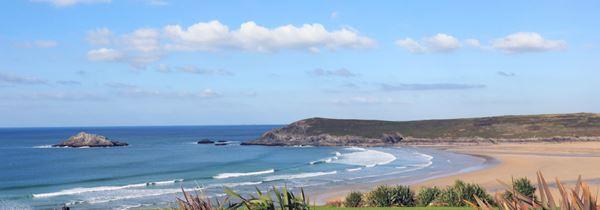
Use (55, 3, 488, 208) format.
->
(243, 113, 600, 146)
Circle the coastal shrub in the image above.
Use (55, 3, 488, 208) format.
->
(437, 186, 462, 207)
(417, 186, 441, 206)
(344, 191, 363, 207)
(389, 185, 415, 207)
(224, 186, 310, 210)
(435, 180, 493, 207)
(365, 185, 393, 207)
(504, 177, 536, 201)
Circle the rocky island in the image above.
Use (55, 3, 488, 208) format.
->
(53, 132, 128, 148)
(243, 113, 600, 146)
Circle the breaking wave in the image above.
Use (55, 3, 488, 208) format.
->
(213, 169, 275, 179)
(311, 147, 396, 167)
(31, 179, 183, 198)
(264, 171, 337, 181)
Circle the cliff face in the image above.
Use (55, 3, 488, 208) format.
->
(243, 118, 404, 146)
(244, 113, 600, 146)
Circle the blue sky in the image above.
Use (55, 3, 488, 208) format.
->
(1, 0, 599, 127)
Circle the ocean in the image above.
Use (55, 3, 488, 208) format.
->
(0, 125, 487, 209)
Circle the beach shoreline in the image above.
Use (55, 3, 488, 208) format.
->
(315, 141, 600, 205)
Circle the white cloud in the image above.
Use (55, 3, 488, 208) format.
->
(31, 0, 111, 7)
(87, 48, 123, 61)
(492, 32, 567, 53)
(396, 33, 460, 53)
(86, 28, 113, 45)
(395, 38, 426, 53)
(163, 20, 376, 52)
(122, 28, 161, 52)
(464, 38, 481, 47)
(87, 20, 374, 68)
(424, 33, 461, 52)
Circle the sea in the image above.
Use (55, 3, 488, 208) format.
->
(0, 125, 487, 209)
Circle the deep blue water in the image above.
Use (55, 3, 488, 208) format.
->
(0, 126, 486, 210)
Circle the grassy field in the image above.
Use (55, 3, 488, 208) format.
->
(315, 207, 470, 210)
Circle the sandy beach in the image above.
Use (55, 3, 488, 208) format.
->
(317, 141, 600, 204)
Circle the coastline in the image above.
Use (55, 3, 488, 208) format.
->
(315, 141, 600, 205)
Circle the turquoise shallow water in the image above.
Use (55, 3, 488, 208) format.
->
(0, 125, 486, 209)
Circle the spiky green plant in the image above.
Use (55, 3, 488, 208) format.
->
(390, 185, 415, 207)
(224, 186, 310, 210)
(417, 186, 442, 206)
(365, 185, 393, 207)
(343, 191, 363, 207)
(468, 171, 599, 210)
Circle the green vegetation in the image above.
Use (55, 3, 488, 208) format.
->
(315, 207, 469, 210)
(344, 192, 363, 207)
(171, 172, 599, 210)
(503, 177, 536, 201)
(416, 187, 441, 207)
(292, 113, 600, 139)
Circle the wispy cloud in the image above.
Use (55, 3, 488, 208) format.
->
(396, 33, 461, 53)
(104, 81, 221, 99)
(497, 71, 516, 77)
(56, 80, 82, 86)
(380, 83, 485, 91)
(16, 40, 59, 48)
(30, 0, 111, 7)
(308, 68, 356, 78)
(0, 72, 47, 85)
(0, 92, 105, 101)
(176, 66, 234, 76)
(331, 96, 399, 105)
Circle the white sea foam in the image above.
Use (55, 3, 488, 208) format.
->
(32, 145, 53, 148)
(213, 169, 274, 179)
(346, 167, 362, 172)
(309, 151, 342, 165)
(264, 171, 337, 181)
(221, 181, 263, 188)
(331, 148, 397, 167)
(31, 179, 183, 198)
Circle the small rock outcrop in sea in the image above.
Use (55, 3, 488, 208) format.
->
(53, 132, 128, 148)
(197, 139, 214, 144)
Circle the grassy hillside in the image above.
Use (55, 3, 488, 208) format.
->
(295, 113, 600, 139)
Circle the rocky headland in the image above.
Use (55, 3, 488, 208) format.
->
(53, 132, 128, 148)
(243, 113, 600, 146)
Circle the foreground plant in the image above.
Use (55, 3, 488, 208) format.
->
(468, 171, 599, 210)
(175, 187, 228, 210)
(225, 186, 310, 210)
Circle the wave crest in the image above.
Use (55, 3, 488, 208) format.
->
(213, 169, 274, 179)
(264, 171, 337, 181)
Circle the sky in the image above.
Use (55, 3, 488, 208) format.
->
(0, 0, 599, 127)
